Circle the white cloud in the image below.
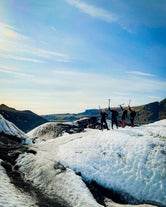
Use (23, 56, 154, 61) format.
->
(0, 23, 72, 63)
(127, 70, 156, 77)
(33, 49, 72, 62)
(148, 96, 162, 100)
(66, 0, 166, 30)
(28, 69, 165, 94)
(0, 53, 44, 63)
(0, 66, 35, 78)
(65, 0, 166, 33)
(0, 23, 27, 40)
(66, 0, 117, 23)
(1, 69, 165, 113)
(50, 26, 57, 32)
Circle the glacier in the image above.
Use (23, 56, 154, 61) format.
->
(15, 119, 166, 207)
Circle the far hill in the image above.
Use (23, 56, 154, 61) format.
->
(42, 98, 166, 125)
(43, 109, 100, 122)
(0, 104, 48, 133)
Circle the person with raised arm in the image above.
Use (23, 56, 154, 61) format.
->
(120, 104, 128, 128)
(99, 106, 109, 130)
(108, 99, 119, 129)
(128, 100, 136, 127)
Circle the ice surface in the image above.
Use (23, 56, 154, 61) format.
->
(17, 120, 166, 207)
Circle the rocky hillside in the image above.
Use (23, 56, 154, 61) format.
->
(0, 104, 48, 133)
(159, 98, 166, 120)
(136, 98, 166, 124)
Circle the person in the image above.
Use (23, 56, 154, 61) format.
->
(120, 105, 128, 128)
(128, 106, 136, 127)
(108, 106, 119, 129)
(100, 109, 109, 130)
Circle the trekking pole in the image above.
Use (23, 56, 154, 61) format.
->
(108, 99, 111, 107)
(128, 99, 131, 106)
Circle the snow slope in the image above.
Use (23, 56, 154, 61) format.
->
(17, 120, 166, 207)
(0, 114, 27, 139)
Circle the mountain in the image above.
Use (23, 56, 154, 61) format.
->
(42, 98, 166, 124)
(135, 98, 166, 124)
(43, 109, 99, 122)
(0, 104, 48, 133)
(0, 114, 27, 139)
(159, 98, 166, 120)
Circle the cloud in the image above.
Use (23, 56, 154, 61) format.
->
(0, 66, 35, 78)
(0, 41, 71, 63)
(32, 49, 72, 62)
(65, 0, 166, 33)
(0, 23, 27, 40)
(148, 96, 162, 100)
(0, 53, 44, 63)
(65, 0, 166, 31)
(0, 23, 72, 63)
(66, 0, 117, 23)
(127, 70, 156, 77)
(30, 69, 165, 94)
(50, 26, 57, 32)
(2, 69, 165, 113)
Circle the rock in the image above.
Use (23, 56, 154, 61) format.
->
(1, 160, 12, 172)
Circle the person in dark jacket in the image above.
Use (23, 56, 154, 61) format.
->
(100, 109, 109, 130)
(120, 105, 128, 128)
(108, 106, 119, 129)
(128, 106, 136, 127)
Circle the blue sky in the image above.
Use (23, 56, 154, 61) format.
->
(0, 0, 166, 114)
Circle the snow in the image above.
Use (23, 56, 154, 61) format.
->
(27, 121, 60, 141)
(0, 114, 27, 139)
(0, 160, 38, 207)
(16, 119, 166, 207)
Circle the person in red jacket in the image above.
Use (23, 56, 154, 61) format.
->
(120, 105, 128, 128)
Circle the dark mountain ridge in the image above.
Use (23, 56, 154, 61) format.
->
(0, 104, 48, 133)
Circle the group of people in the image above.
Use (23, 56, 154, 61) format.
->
(100, 99, 136, 130)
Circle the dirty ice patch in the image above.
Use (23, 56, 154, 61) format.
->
(0, 162, 37, 207)
(16, 144, 102, 207)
